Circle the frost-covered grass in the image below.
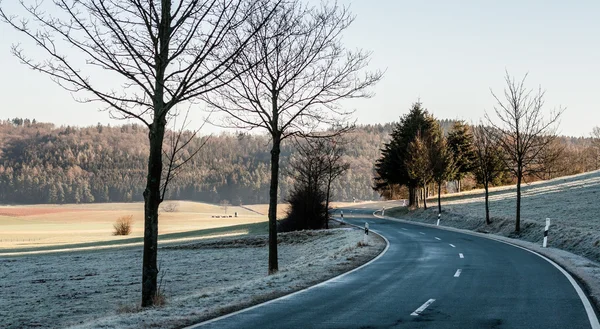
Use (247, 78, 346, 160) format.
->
(388, 170, 600, 263)
(0, 228, 384, 329)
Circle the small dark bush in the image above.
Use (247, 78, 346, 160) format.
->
(278, 184, 328, 232)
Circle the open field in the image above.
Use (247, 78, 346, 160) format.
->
(0, 201, 266, 251)
(0, 228, 385, 329)
(243, 201, 376, 218)
(387, 170, 600, 263)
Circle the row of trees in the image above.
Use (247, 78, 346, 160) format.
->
(1, 0, 380, 306)
(374, 103, 475, 210)
(374, 72, 564, 234)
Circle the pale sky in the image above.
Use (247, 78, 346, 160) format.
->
(1, 0, 598, 137)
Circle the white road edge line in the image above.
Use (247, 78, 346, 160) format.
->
(449, 244, 456, 248)
(411, 299, 436, 316)
(435, 237, 441, 240)
(459, 253, 464, 258)
(499, 241, 600, 329)
(419, 232, 425, 235)
(184, 217, 391, 328)
(373, 212, 600, 329)
(401, 228, 408, 231)
(454, 269, 462, 277)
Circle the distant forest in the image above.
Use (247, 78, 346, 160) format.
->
(0, 119, 395, 205)
(0, 118, 596, 205)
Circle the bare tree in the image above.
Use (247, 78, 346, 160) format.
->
(0, 0, 280, 306)
(590, 127, 600, 170)
(534, 137, 565, 180)
(291, 136, 350, 228)
(322, 137, 350, 229)
(430, 135, 454, 214)
(205, 0, 382, 274)
(485, 72, 564, 232)
(472, 125, 505, 225)
(220, 200, 231, 214)
(286, 139, 329, 230)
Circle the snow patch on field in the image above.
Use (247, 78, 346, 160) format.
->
(0, 228, 384, 329)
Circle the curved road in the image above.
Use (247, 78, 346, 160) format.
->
(188, 202, 597, 329)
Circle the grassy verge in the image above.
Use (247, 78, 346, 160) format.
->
(386, 205, 600, 265)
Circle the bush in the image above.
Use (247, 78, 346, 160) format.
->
(113, 215, 133, 236)
(278, 184, 328, 232)
(161, 202, 178, 213)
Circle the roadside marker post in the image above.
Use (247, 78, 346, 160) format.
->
(364, 222, 369, 235)
(340, 211, 344, 222)
(382, 207, 385, 216)
(437, 213, 441, 226)
(543, 218, 550, 248)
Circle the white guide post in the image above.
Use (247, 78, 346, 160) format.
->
(437, 213, 441, 226)
(382, 207, 385, 216)
(543, 218, 550, 248)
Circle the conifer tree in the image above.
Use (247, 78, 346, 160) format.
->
(447, 121, 476, 192)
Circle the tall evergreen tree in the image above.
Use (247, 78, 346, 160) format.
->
(374, 102, 439, 206)
(405, 133, 432, 209)
(447, 121, 476, 192)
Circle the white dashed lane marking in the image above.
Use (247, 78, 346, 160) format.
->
(411, 299, 436, 316)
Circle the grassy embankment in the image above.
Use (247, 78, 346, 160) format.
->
(387, 170, 600, 263)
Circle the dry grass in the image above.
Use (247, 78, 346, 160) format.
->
(243, 201, 374, 219)
(0, 201, 267, 250)
(152, 292, 167, 307)
(113, 215, 133, 236)
(243, 204, 289, 218)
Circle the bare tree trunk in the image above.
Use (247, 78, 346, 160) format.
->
(325, 180, 331, 229)
(484, 181, 490, 225)
(142, 10, 169, 303)
(423, 186, 428, 210)
(409, 186, 416, 207)
(268, 135, 280, 274)
(437, 182, 442, 214)
(141, 120, 166, 307)
(515, 170, 522, 232)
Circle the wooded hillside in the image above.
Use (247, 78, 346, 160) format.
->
(0, 119, 393, 205)
(0, 118, 596, 205)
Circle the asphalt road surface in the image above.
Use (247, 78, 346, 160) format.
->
(188, 201, 598, 329)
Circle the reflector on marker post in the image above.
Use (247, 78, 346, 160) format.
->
(543, 218, 550, 248)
